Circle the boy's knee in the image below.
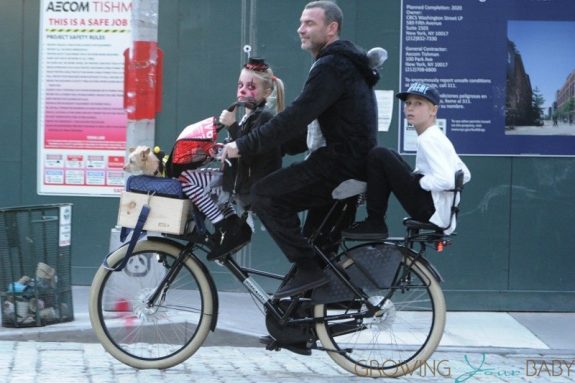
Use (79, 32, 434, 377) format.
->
(369, 146, 399, 165)
(369, 146, 392, 158)
(368, 146, 388, 164)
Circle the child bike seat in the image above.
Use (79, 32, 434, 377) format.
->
(403, 170, 465, 233)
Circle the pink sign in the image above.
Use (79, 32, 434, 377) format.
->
(38, 0, 132, 196)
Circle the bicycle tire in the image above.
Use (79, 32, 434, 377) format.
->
(314, 252, 445, 378)
(89, 239, 215, 369)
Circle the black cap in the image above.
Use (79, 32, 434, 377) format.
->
(396, 82, 440, 105)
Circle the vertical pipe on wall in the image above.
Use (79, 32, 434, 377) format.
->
(112, 0, 162, 253)
(124, 0, 161, 152)
(240, 0, 257, 62)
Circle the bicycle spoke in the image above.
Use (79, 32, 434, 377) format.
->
(315, 255, 445, 377)
(89, 240, 214, 368)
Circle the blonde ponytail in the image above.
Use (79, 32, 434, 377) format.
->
(271, 76, 285, 113)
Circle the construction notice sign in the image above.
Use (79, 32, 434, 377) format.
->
(399, 0, 575, 156)
(37, 1, 132, 196)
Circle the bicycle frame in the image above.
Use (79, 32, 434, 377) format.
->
(134, 233, 384, 333)
(136, 184, 452, 334)
(234, 202, 444, 322)
(194, 242, 378, 327)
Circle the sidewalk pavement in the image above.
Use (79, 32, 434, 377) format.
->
(0, 286, 574, 382)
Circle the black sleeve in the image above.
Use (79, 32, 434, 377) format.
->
(238, 110, 274, 166)
(226, 122, 241, 140)
(281, 132, 308, 155)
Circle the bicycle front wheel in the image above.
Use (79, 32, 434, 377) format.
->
(314, 254, 445, 378)
(89, 239, 215, 369)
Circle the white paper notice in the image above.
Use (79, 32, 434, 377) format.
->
(375, 90, 394, 132)
(402, 118, 447, 152)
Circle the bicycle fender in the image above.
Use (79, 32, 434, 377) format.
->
(341, 242, 444, 284)
(147, 236, 220, 332)
(397, 246, 444, 283)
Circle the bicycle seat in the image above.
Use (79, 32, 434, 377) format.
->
(331, 179, 366, 200)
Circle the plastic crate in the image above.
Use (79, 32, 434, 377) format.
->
(0, 204, 74, 327)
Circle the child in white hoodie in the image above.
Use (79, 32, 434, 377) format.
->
(343, 82, 471, 239)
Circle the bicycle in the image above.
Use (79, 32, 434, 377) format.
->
(88, 170, 464, 378)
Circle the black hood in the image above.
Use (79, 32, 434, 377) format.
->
(316, 40, 380, 87)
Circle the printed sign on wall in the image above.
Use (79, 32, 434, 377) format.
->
(399, 0, 575, 156)
(38, 0, 132, 195)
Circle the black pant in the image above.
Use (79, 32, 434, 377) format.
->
(302, 197, 357, 255)
(251, 158, 349, 265)
(366, 147, 435, 222)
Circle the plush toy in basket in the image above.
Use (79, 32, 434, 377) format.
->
(123, 146, 167, 177)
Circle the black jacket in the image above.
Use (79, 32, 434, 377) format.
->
(222, 105, 282, 202)
(236, 40, 379, 180)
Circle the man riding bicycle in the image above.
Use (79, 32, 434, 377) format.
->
(220, 1, 379, 299)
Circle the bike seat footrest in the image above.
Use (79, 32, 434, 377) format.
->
(331, 179, 366, 200)
(403, 218, 442, 232)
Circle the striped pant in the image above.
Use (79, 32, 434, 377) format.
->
(178, 168, 236, 224)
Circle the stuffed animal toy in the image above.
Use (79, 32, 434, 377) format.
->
(123, 146, 166, 176)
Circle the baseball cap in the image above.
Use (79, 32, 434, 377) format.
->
(396, 82, 440, 105)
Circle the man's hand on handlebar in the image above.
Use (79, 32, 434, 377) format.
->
(220, 141, 240, 169)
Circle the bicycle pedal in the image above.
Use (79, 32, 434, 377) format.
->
(259, 335, 281, 351)
(266, 342, 282, 352)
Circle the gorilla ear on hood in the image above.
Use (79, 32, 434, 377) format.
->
(320, 40, 382, 88)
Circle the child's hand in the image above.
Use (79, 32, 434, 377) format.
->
(219, 108, 236, 127)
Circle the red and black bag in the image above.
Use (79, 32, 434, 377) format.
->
(165, 117, 221, 177)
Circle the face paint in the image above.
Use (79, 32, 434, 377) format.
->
(236, 69, 267, 105)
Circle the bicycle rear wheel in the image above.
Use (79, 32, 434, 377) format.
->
(314, 254, 445, 378)
(89, 239, 215, 369)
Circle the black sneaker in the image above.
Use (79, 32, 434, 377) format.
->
(342, 219, 388, 240)
(273, 265, 328, 299)
(207, 216, 252, 260)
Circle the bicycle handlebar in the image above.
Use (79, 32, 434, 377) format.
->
(216, 98, 258, 132)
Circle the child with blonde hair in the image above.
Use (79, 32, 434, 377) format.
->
(179, 58, 285, 259)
